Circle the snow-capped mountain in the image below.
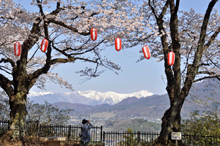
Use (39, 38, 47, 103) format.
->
(78, 90, 153, 105)
(28, 91, 54, 97)
(28, 90, 153, 105)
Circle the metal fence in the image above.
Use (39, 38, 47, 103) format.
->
(39, 124, 103, 144)
(0, 120, 39, 136)
(0, 120, 9, 136)
(0, 121, 103, 144)
(103, 131, 220, 146)
(1, 121, 220, 145)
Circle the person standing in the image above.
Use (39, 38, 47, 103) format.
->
(80, 119, 93, 146)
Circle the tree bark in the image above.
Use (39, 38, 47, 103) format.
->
(9, 93, 27, 138)
(157, 97, 185, 145)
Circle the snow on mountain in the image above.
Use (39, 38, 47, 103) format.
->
(28, 90, 153, 105)
(78, 90, 153, 105)
(28, 91, 54, 97)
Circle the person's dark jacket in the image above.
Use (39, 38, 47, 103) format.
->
(81, 123, 93, 142)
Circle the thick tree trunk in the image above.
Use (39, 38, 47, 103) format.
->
(158, 105, 181, 145)
(153, 94, 186, 146)
(9, 93, 27, 138)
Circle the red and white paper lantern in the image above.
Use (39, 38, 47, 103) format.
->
(14, 42, 21, 56)
(142, 45, 151, 59)
(115, 37, 122, 51)
(90, 27, 97, 41)
(40, 39, 48, 52)
(167, 51, 175, 66)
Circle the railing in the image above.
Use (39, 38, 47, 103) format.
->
(39, 124, 103, 144)
(0, 120, 39, 136)
(0, 120, 9, 136)
(1, 121, 220, 145)
(103, 131, 220, 146)
(0, 121, 103, 144)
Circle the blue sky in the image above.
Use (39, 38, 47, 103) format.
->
(16, 0, 220, 95)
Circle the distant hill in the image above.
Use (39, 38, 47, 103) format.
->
(52, 79, 220, 119)
(52, 94, 204, 119)
(103, 119, 161, 132)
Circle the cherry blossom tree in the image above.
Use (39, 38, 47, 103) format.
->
(132, 0, 220, 144)
(0, 0, 143, 138)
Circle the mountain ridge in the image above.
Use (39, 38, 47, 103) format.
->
(28, 90, 153, 105)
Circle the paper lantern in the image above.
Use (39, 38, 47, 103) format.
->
(115, 37, 122, 51)
(90, 27, 97, 41)
(142, 45, 151, 59)
(40, 39, 48, 52)
(167, 51, 175, 66)
(14, 42, 21, 56)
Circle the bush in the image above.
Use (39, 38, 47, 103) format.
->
(181, 108, 220, 145)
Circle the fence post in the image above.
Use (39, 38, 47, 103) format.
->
(68, 125, 71, 142)
(8, 120, 9, 130)
(138, 131, 140, 143)
(103, 131, 105, 146)
(36, 120, 39, 137)
(100, 126, 103, 143)
(39, 124, 41, 137)
(38, 124, 41, 142)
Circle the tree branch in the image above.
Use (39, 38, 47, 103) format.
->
(194, 75, 220, 83)
(148, 0, 158, 19)
(198, 0, 218, 46)
(159, 0, 170, 19)
(56, 1, 60, 9)
(0, 73, 14, 99)
(62, 38, 90, 52)
(181, 0, 218, 98)
(0, 66, 12, 75)
(0, 58, 15, 67)
(204, 25, 220, 49)
(197, 71, 216, 75)
(174, 0, 180, 14)
(37, 0, 44, 16)
(48, 19, 89, 36)
(27, 56, 75, 84)
(70, 39, 105, 56)
(149, 0, 175, 98)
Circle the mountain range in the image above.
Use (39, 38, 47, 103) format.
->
(28, 90, 153, 105)
(28, 79, 220, 119)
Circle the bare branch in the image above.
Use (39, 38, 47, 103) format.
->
(194, 76, 220, 83)
(48, 19, 89, 36)
(0, 66, 12, 75)
(27, 47, 39, 64)
(37, 0, 44, 16)
(159, 0, 169, 19)
(62, 38, 90, 52)
(197, 71, 216, 75)
(174, 0, 180, 14)
(148, 0, 158, 19)
(0, 73, 14, 98)
(56, 1, 60, 9)
(181, 0, 218, 98)
(0, 58, 15, 67)
(198, 0, 218, 48)
(204, 25, 220, 49)
(70, 39, 105, 56)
